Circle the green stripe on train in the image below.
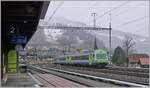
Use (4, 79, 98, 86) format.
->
(96, 59, 109, 63)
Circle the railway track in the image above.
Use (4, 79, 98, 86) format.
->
(37, 64, 149, 85)
(28, 65, 148, 87)
(28, 68, 88, 87)
(42, 63, 149, 73)
(40, 64, 149, 78)
(107, 66, 149, 73)
(68, 65, 148, 78)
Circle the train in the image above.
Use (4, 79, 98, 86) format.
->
(53, 49, 110, 67)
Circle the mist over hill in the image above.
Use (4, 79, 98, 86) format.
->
(27, 17, 149, 55)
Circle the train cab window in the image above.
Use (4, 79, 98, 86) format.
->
(96, 54, 107, 59)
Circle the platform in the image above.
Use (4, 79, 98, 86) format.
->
(3, 73, 38, 87)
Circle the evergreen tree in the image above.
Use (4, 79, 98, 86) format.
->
(94, 36, 98, 50)
(112, 46, 126, 66)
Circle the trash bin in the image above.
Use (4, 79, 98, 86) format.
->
(19, 64, 27, 73)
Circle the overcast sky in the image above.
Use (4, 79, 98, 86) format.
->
(44, 1, 149, 37)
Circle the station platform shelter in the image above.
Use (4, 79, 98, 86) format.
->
(1, 1, 49, 86)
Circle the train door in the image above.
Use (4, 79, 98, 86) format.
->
(89, 53, 94, 65)
(68, 56, 72, 64)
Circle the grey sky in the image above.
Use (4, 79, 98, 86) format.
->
(44, 1, 149, 37)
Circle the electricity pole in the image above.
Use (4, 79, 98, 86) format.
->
(91, 12, 96, 30)
(91, 12, 112, 60)
(109, 13, 112, 60)
(91, 12, 97, 51)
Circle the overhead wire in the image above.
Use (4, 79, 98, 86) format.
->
(47, 1, 64, 34)
(113, 15, 148, 37)
(97, 1, 130, 20)
(95, 1, 147, 32)
(48, 1, 64, 21)
(116, 16, 148, 27)
(114, 2, 146, 17)
(89, 1, 130, 27)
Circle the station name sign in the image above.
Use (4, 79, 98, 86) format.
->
(10, 35, 27, 44)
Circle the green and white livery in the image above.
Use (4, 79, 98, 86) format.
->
(54, 49, 109, 67)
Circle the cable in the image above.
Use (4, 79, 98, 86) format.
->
(114, 2, 146, 17)
(116, 16, 148, 27)
(48, 1, 64, 21)
(97, 1, 130, 20)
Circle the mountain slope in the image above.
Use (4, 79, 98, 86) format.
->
(28, 17, 149, 54)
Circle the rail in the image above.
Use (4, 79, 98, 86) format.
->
(29, 65, 148, 87)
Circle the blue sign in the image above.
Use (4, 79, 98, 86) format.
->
(10, 35, 27, 44)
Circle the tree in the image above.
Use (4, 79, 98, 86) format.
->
(94, 36, 98, 50)
(122, 35, 135, 57)
(112, 46, 126, 66)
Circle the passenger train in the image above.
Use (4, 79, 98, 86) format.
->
(53, 49, 109, 67)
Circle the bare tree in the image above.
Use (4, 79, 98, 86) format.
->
(122, 35, 136, 57)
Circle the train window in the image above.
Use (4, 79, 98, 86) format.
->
(59, 57, 66, 61)
(96, 54, 107, 59)
(71, 55, 89, 60)
(80, 55, 88, 60)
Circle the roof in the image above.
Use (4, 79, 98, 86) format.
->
(2, 1, 50, 50)
(128, 54, 149, 58)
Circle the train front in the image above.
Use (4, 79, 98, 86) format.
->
(94, 49, 109, 67)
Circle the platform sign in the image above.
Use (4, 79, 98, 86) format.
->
(8, 50, 17, 73)
(10, 35, 27, 44)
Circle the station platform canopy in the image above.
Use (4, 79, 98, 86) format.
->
(1, 1, 50, 82)
(2, 1, 49, 48)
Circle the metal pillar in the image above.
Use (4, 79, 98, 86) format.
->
(91, 12, 96, 29)
(109, 13, 112, 59)
(92, 12, 97, 50)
